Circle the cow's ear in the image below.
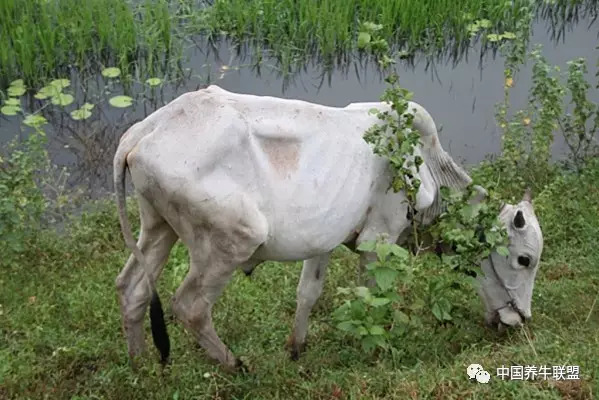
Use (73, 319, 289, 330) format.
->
(522, 188, 532, 203)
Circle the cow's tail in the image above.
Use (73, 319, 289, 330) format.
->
(114, 145, 170, 365)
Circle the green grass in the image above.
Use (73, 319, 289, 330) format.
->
(1, 0, 596, 88)
(0, 0, 182, 87)
(1, 159, 597, 399)
(201, 0, 531, 69)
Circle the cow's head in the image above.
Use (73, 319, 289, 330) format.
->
(476, 189, 543, 330)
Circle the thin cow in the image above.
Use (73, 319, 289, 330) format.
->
(113, 85, 543, 369)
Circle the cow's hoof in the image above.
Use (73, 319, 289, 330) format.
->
(235, 358, 249, 374)
(287, 337, 306, 361)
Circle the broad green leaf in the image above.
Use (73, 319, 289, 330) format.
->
(51, 93, 74, 106)
(394, 310, 410, 325)
(478, 19, 491, 28)
(467, 23, 480, 34)
(109, 95, 133, 108)
(368, 325, 385, 335)
(369, 297, 391, 307)
(496, 246, 510, 257)
(356, 326, 368, 336)
(50, 79, 70, 90)
(357, 240, 376, 252)
(442, 309, 453, 321)
(501, 31, 517, 40)
(81, 102, 95, 111)
(23, 114, 48, 127)
(5, 98, 20, 106)
(374, 267, 399, 291)
(35, 85, 61, 99)
(460, 203, 482, 221)
(70, 108, 92, 120)
(9, 79, 24, 87)
(357, 32, 371, 49)
(145, 77, 162, 87)
(431, 302, 443, 321)
(8, 86, 26, 97)
(1, 105, 20, 116)
(376, 242, 392, 262)
(354, 286, 371, 299)
(102, 67, 121, 78)
(487, 33, 500, 42)
(336, 321, 356, 332)
(361, 334, 386, 352)
(389, 244, 409, 258)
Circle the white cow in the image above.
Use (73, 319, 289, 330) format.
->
(113, 85, 543, 369)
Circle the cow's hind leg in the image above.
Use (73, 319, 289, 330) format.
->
(288, 253, 331, 360)
(115, 195, 178, 361)
(171, 195, 268, 370)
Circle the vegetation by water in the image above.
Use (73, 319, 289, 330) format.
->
(1, 0, 597, 87)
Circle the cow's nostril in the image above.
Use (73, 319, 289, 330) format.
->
(517, 256, 531, 267)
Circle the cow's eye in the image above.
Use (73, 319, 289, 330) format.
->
(517, 256, 531, 267)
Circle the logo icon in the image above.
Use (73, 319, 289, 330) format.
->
(467, 363, 491, 384)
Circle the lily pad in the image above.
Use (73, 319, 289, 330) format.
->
(35, 85, 61, 99)
(70, 103, 95, 120)
(486, 33, 500, 42)
(23, 114, 48, 128)
(1, 105, 20, 116)
(109, 95, 133, 108)
(5, 98, 20, 106)
(51, 93, 74, 106)
(102, 67, 121, 78)
(8, 85, 26, 97)
(50, 79, 70, 90)
(145, 77, 163, 87)
(70, 108, 92, 120)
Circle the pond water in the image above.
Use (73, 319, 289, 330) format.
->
(0, 12, 597, 198)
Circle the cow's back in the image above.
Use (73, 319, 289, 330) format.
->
(122, 86, 386, 260)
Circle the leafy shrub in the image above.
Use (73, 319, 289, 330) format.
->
(0, 130, 49, 263)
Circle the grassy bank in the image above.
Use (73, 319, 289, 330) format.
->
(0, 156, 598, 399)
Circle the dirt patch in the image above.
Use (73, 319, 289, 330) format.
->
(552, 379, 593, 400)
(545, 264, 576, 281)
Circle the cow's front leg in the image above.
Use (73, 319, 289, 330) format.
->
(287, 253, 331, 360)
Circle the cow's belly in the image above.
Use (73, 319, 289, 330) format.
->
(248, 135, 380, 261)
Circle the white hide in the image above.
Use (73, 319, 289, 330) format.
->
(117, 85, 470, 262)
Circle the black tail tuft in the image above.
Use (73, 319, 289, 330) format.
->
(150, 291, 170, 365)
